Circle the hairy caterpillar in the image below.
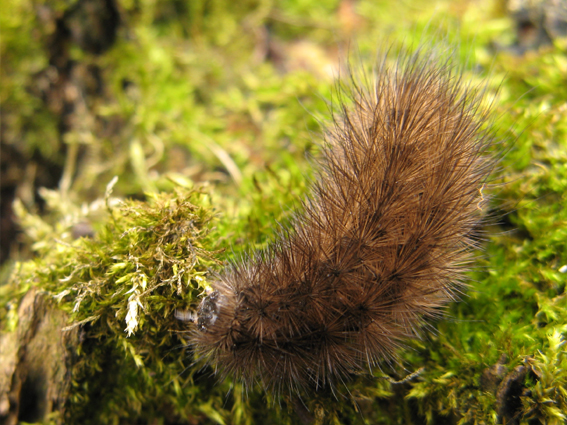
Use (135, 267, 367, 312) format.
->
(190, 45, 499, 393)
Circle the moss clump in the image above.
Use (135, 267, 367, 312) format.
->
(7, 184, 231, 424)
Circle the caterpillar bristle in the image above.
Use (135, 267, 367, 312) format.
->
(190, 44, 500, 394)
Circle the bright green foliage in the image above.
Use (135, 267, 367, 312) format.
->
(2, 0, 567, 424)
(522, 331, 567, 424)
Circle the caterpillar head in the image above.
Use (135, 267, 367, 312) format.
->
(196, 290, 220, 331)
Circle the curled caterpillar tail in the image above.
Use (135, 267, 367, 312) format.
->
(191, 45, 499, 393)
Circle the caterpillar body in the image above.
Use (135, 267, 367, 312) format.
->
(191, 46, 499, 393)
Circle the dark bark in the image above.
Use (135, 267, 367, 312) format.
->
(0, 289, 78, 424)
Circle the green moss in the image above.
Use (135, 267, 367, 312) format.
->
(8, 185, 227, 423)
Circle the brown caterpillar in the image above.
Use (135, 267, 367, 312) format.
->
(190, 45, 499, 393)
